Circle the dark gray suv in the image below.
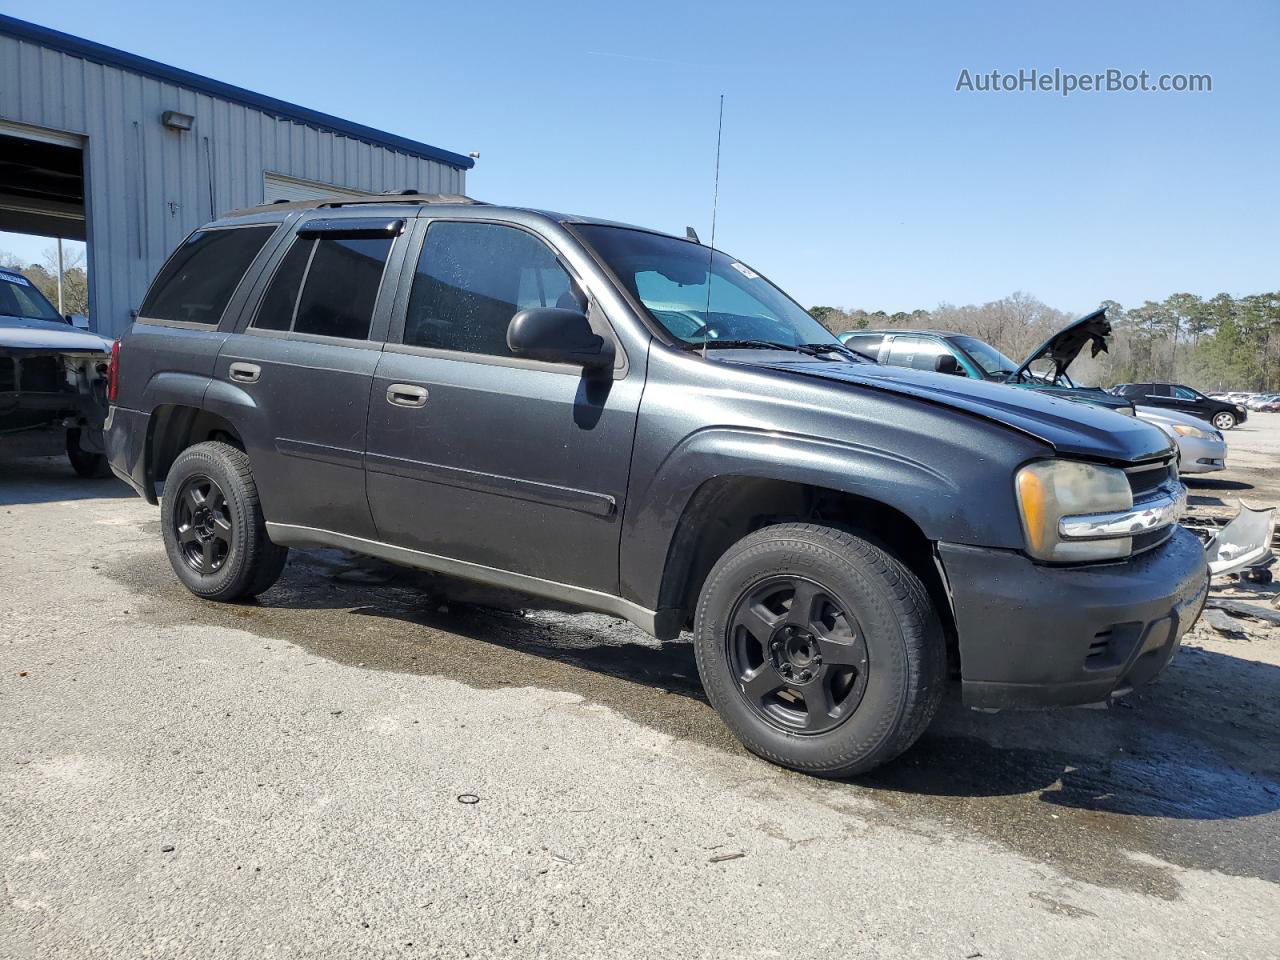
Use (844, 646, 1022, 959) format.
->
(106, 195, 1208, 776)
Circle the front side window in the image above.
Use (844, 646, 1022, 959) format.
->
(403, 221, 580, 357)
(886, 336, 923, 368)
(905, 338, 951, 372)
(141, 226, 275, 324)
(574, 224, 835, 348)
(251, 234, 393, 340)
(1173, 385, 1199, 401)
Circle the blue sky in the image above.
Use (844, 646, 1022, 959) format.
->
(2, 0, 1277, 313)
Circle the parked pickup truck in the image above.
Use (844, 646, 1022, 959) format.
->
(1, 266, 112, 476)
(106, 197, 1208, 776)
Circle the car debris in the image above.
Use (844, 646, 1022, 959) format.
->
(1196, 502, 1276, 582)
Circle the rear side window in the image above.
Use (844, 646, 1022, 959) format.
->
(141, 226, 275, 324)
(252, 234, 393, 340)
(842, 333, 884, 359)
(403, 221, 578, 357)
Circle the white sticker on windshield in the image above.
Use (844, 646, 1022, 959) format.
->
(2, 273, 31, 286)
(729, 262, 759, 280)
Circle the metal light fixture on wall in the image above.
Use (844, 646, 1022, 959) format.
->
(161, 110, 194, 132)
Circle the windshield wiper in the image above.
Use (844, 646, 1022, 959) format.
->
(683, 339, 859, 361)
(800, 342, 871, 363)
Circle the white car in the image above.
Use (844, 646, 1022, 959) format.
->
(1134, 406, 1225, 474)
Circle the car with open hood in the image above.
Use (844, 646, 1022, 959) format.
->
(1, 266, 112, 476)
(839, 309, 1134, 415)
(106, 197, 1207, 778)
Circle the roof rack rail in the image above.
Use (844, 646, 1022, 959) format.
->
(318, 193, 481, 208)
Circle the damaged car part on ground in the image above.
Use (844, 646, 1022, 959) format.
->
(105, 196, 1209, 777)
(0, 267, 112, 477)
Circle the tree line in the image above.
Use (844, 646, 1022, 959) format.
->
(811, 290, 1280, 392)
(0, 248, 90, 319)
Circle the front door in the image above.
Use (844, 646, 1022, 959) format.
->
(365, 219, 641, 594)
(211, 219, 403, 540)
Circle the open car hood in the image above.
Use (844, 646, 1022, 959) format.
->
(1010, 308, 1110, 384)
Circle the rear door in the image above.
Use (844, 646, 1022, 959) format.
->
(209, 216, 407, 540)
(364, 218, 640, 594)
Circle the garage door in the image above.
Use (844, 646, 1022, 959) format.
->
(263, 172, 371, 204)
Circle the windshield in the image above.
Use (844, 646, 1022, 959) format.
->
(0, 272, 63, 322)
(574, 224, 837, 348)
(950, 335, 1019, 378)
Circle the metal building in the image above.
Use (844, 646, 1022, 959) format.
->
(0, 14, 473, 338)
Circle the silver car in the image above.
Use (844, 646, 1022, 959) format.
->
(1135, 406, 1225, 474)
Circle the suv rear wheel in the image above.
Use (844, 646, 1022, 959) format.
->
(1212, 411, 1236, 430)
(160, 441, 288, 601)
(693, 523, 945, 777)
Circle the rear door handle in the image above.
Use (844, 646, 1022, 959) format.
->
(228, 362, 261, 384)
(387, 384, 428, 408)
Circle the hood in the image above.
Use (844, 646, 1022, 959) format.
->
(0, 316, 112, 356)
(1010, 308, 1110, 384)
(727, 353, 1173, 463)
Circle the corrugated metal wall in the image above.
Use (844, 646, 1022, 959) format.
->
(0, 34, 467, 337)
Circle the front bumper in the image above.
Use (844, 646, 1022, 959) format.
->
(1176, 432, 1227, 473)
(939, 526, 1209, 709)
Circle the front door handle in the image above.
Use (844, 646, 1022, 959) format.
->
(228, 362, 261, 384)
(387, 384, 428, 408)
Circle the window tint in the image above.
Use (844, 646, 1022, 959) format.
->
(842, 333, 884, 359)
(1173, 386, 1198, 401)
(404, 221, 577, 357)
(141, 226, 274, 324)
(1146, 384, 1171, 397)
(292, 236, 392, 339)
(885, 335, 923, 368)
(252, 238, 313, 331)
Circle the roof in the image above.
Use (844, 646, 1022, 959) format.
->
(0, 14, 474, 170)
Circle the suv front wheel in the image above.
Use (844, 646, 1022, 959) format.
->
(160, 441, 288, 601)
(1212, 411, 1237, 430)
(694, 523, 946, 777)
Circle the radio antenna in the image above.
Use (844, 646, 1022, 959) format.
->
(701, 94, 724, 359)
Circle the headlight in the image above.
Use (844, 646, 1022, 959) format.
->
(1172, 423, 1215, 440)
(1015, 460, 1133, 562)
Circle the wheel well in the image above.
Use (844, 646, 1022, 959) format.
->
(657, 477, 958, 667)
(147, 405, 244, 492)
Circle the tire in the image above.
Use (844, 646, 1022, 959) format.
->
(66, 428, 112, 478)
(1212, 411, 1236, 430)
(160, 441, 288, 602)
(693, 523, 946, 778)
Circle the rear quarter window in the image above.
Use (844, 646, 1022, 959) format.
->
(140, 226, 276, 325)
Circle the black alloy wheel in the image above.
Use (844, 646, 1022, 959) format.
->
(173, 474, 234, 575)
(727, 576, 870, 734)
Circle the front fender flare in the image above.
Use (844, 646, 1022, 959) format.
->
(618, 426, 1023, 613)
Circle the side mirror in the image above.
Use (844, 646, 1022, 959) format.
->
(934, 353, 963, 375)
(67, 314, 90, 330)
(507, 307, 614, 370)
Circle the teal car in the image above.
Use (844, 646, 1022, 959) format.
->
(839, 309, 1135, 415)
